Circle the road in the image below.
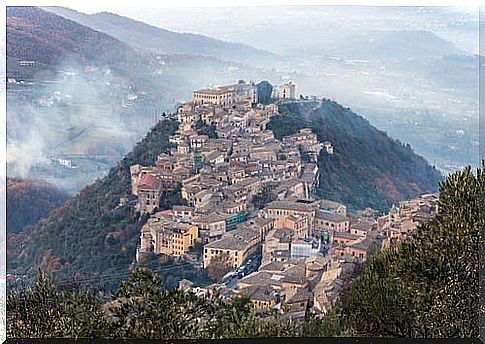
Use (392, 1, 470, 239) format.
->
(223, 253, 262, 289)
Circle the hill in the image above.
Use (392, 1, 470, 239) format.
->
(268, 99, 443, 211)
(6, 6, 271, 195)
(42, 6, 275, 66)
(7, 120, 181, 285)
(6, 178, 70, 235)
(6, 6, 144, 68)
(9, 97, 442, 285)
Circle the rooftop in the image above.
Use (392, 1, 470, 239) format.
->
(315, 210, 348, 223)
(138, 174, 161, 190)
(332, 231, 361, 241)
(205, 227, 259, 251)
(239, 285, 278, 302)
(320, 199, 345, 210)
(266, 200, 316, 212)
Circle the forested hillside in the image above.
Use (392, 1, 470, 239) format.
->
(269, 99, 443, 211)
(6, 6, 145, 68)
(8, 120, 181, 285)
(6, 178, 69, 235)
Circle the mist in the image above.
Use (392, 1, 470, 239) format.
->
(6, 5, 480, 195)
(108, 5, 479, 173)
(7, 58, 146, 193)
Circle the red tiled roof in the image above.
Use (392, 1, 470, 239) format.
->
(139, 174, 161, 190)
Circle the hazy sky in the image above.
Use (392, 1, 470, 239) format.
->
(5, 0, 481, 13)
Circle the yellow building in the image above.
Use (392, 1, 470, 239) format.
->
(171, 224, 199, 256)
(138, 219, 198, 258)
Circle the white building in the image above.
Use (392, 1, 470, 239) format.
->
(290, 237, 320, 259)
(275, 82, 296, 99)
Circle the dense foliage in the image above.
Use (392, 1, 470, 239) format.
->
(269, 99, 443, 211)
(7, 268, 295, 339)
(194, 120, 218, 139)
(8, 120, 180, 285)
(6, 177, 70, 235)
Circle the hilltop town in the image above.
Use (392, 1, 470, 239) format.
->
(129, 80, 438, 322)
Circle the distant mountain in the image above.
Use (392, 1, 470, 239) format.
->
(42, 6, 276, 66)
(6, 178, 70, 235)
(269, 99, 443, 211)
(6, 6, 145, 68)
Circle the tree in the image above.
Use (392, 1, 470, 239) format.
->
(7, 272, 109, 338)
(206, 252, 233, 282)
(194, 120, 218, 139)
(39, 249, 62, 274)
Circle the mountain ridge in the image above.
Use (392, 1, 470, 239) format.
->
(41, 6, 276, 66)
(6, 6, 144, 68)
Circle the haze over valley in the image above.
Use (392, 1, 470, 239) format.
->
(6, 5, 479, 194)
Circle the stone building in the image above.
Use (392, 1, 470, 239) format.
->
(137, 215, 198, 260)
(203, 227, 260, 269)
(275, 82, 296, 99)
(194, 86, 236, 106)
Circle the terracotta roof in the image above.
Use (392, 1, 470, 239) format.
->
(138, 174, 161, 190)
(266, 200, 315, 212)
(240, 285, 278, 302)
(350, 222, 373, 231)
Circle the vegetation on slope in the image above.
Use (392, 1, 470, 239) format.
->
(6, 177, 70, 235)
(8, 120, 180, 283)
(268, 99, 443, 211)
(7, 164, 481, 338)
